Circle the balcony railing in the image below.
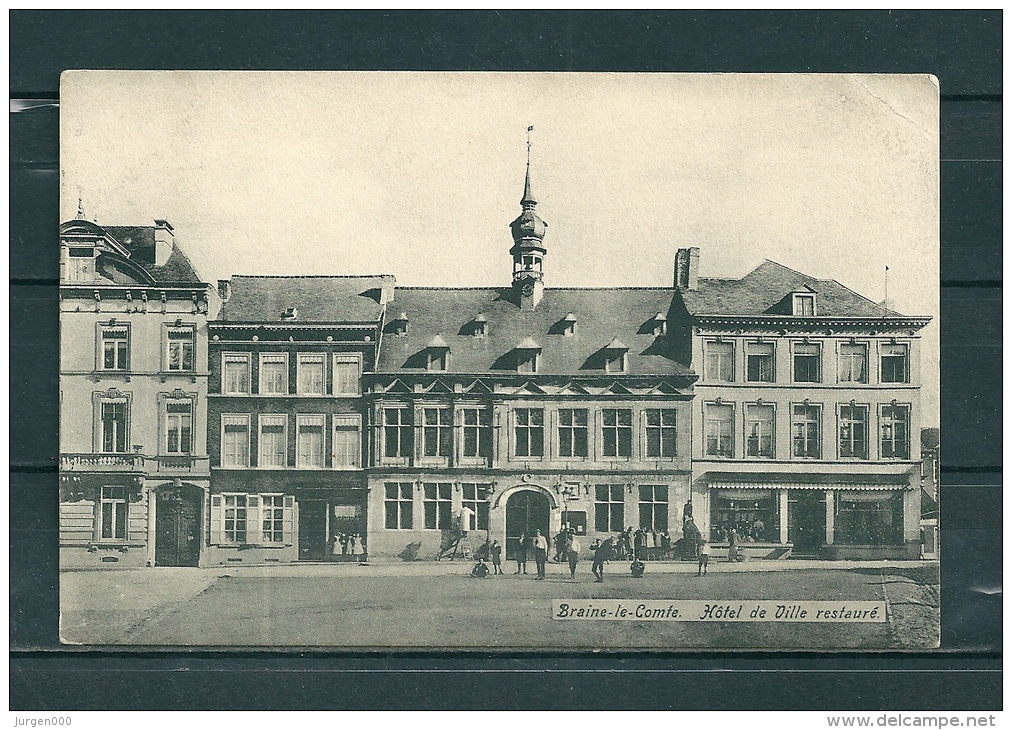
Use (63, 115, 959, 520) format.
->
(60, 453, 210, 475)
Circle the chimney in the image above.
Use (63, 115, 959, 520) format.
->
(217, 279, 232, 303)
(674, 247, 700, 291)
(380, 274, 396, 305)
(153, 219, 174, 267)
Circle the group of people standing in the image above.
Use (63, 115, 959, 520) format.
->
(334, 531, 364, 557)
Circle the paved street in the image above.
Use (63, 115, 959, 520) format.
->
(61, 560, 939, 649)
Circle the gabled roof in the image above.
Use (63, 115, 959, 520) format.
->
(220, 275, 390, 323)
(680, 260, 905, 318)
(376, 287, 694, 377)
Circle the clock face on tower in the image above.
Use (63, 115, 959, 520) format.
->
(521, 282, 535, 298)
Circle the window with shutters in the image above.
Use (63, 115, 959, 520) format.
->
(332, 415, 360, 468)
(558, 408, 589, 458)
(165, 401, 193, 454)
(461, 407, 491, 460)
(333, 354, 361, 395)
(792, 404, 822, 459)
(223, 494, 248, 543)
(212, 493, 292, 546)
(704, 341, 734, 382)
(793, 343, 821, 383)
(384, 482, 413, 530)
(645, 409, 677, 458)
(745, 404, 775, 458)
(746, 342, 775, 382)
(461, 483, 491, 531)
(166, 327, 195, 372)
(594, 484, 625, 532)
(297, 353, 325, 395)
(296, 414, 326, 468)
(704, 403, 734, 457)
(880, 344, 909, 384)
(221, 414, 250, 467)
(602, 408, 633, 458)
(638, 484, 668, 531)
(423, 482, 452, 530)
(880, 404, 910, 459)
(259, 353, 288, 395)
(383, 407, 413, 459)
(261, 494, 286, 543)
(99, 399, 129, 453)
(839, 404, 869, 459)
(422, 407, 452, 458)
(258, 414, 287, 467)
(514, 408, 544, 457)
(99, 486, 128, 540)
(838, 344, 868, 383)
(222, 354, 251, 394)
(100, 326, 130, 371)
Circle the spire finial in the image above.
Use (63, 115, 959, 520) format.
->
(76, 196, 86, 220)
(522, 125, 536, 207)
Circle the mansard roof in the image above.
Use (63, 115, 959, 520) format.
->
(376, 287, 694, 377)
(680, 260, 905, 319)
(220, 275, 390, 323)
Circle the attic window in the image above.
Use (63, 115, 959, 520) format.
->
(280, 307, 299, 321)
(471, 314, 487, 338)
(515, 337, 541, 374)
(426, 335, 450, 371)
(652, 312, 667, 336)
(562, 312, 577, 337)
(793, 293, 816, 316)
(602, 338, 629, 373)
(390, 312, 409, 337)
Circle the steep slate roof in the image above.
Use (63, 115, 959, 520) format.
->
(221, 275, 390, 323)
(103, 226, 203, 285)
(376, 287, 693, 377)
(681, 260, 903, 318)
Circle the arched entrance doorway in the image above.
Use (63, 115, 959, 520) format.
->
(506, 489, 551, 560)
(154, 483, 202, 567)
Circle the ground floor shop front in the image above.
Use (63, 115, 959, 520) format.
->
(690, 468, 922, 560)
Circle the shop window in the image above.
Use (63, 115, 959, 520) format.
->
(423, 482, 452, 530)
(332, 415, 360, 468)
(259, 353, 288, 395)
(423, 407, 453, 458)
(704, 403, 734, 457)
(461, 483, 491, 531)
(881, 344, 909, 383)
(880, 404, 910, 459)
(166, 327, 195, 372)
(710, 491, 778, 543)
(100, 400, 129, 453)
(384, 482, 413, 530)
(792, 404, 822, 458)
(101, 326, 130, 371)
(100, 486, 128, 540)
(514, 408, 544, 457)
(258, 414, 287, 468)
(222, 354, 250, 394)
(835, 491, 904, 545)
(793, 343, 821, 383)
(645, 408, 677, 458)
(839, 405, 869, 459)
(558, 408, 589, 458)
(638, 484, 668, 531)
(165, 401, 193, 454)
(221, 414, 250, 467)
(746, 342, 775, 382)
(704, 341, 734, 382)
(838, 344, 868, 383)
(594, 484, 625, 532)
(297, 354, 326, 395)
(745, 404, 775, 458)
(461, 408, 492, 460)
(602, 408, 633, 458)
(383, 407, 413, 458)
(333, 354, 361, 395)
(296, 414, 326, 468)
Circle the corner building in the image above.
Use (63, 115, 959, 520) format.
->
(365, 167, 697, 560)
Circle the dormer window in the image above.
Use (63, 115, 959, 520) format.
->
(66, 247, 95, 281)
(426, 334, 450, 371)
(470, 314, 488, 338)
(793, 293, 816, 316)
(515, 337, 541, 373)
(280, 306, 298, 321)
(389, 312, 409, 337)
(561, 312, 577, 337)
(652, 312, 667, 336)
(602, 337, 629, 373)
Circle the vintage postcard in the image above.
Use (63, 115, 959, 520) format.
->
(58, 71, 939, 648)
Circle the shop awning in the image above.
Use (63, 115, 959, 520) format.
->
(711, 482, 906, 492)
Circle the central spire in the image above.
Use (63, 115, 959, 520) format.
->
(510, 125, 547, 310)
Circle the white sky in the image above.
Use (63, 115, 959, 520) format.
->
(61, 72, 939, 424)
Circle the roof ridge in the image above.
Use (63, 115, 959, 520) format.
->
(818, 277, 901, 315)
(229, 274, 393, 279)
(394, 286, 675, 291)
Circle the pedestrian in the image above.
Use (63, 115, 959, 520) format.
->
(697, 539, 710, 576)
(568, 535, 581, 579)
(727, 528, 739, 562)
(339, 532, 349, 556)
(634, 529, 645, 561)
(348, 532, 357, 556)
(515, 532, 528, 574)
(591, 536, 614, 583)
(470, 558, 489, 578)
(490, 539, 503, 575)
(534, 529, 549, 580)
